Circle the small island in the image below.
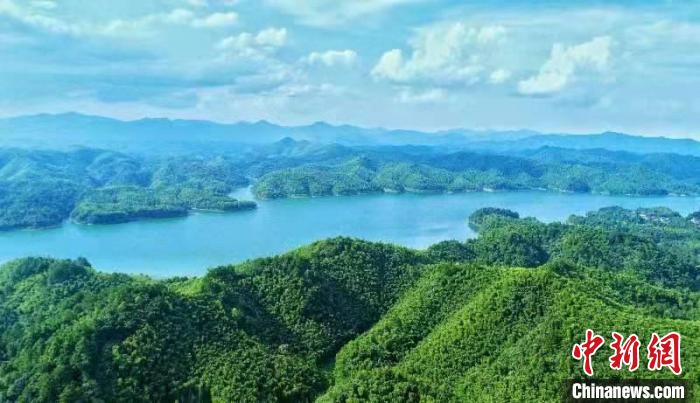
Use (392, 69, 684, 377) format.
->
(71, 185, 257, 225)
(69, 186, 258, 225)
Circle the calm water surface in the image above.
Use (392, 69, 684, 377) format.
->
(1, 189, 699, 277)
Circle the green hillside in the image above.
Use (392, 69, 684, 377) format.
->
(1, 207, 699, 402)
(0, 149, 254, 229)
(324, 263, 699, 402)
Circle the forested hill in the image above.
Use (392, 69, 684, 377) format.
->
(0, 148, 256, 230)
(252, 142, 700, 199)
(1, 207, 699, 402)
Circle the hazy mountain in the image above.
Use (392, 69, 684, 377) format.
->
(470, 131, 700, 156)
(0, 113, 452, 152)
(2, 112, 700, 156)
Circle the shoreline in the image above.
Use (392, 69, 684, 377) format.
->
(2, 188, 697, 234)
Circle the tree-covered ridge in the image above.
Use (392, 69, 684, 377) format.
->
(1, 206, 700, 402)
(252, 150, 700, 199)
(0, 149, 254, 229)
(249, 141, 700, 199)
(324, 263, 700, 402)
(0, 239, 426, 402)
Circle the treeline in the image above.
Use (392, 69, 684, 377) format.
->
(1, 206, 699, 401)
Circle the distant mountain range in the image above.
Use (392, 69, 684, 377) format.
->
(2, 112, 700, 156)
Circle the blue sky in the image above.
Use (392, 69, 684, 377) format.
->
(1, 0, 699, 137)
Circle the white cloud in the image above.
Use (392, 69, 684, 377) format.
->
(274, 83, 344, 97)
(0, 0, 81, 34)
(216, 27, 287, 59)
(489, 68, 511, 84)
(255, 27, 287, 47)
(100, 9, 193, 35)
(305, 49, 358, 67)
(518, 36, 612, 96)
(0, 1, 237, 37)
(397, 88, 446, 103)
(102, 10, 240, 34)
(191, 12, 238, 28)
(477, 25, 507, 44)
(101, 10, 239, 31)
(372, 49, 403, 79)
(263, 0, 425, 27)
(217, 28, 287, 50)
(372, 23, 506, 85)
(159, 9, 196, 24)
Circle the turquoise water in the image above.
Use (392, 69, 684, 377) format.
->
(1, 189, 699, 277)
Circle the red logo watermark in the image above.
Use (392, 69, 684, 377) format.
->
(647, 332, 682, 375)
(572, 329, 682, 376)
(609, 332, 640, 372)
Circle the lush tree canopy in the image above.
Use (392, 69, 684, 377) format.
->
(0, 149, 255, 229)
(2, 207, 699, 401)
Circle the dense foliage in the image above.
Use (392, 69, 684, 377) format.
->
(0, 149, 254, 229)
(1, 206, 699, 402)
(0, 180, 82, 230)
(252, 144, 700, 200)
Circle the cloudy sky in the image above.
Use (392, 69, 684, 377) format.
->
(1, 0, 699, 136)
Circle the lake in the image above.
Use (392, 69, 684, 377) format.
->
(1, 189, 699, 277)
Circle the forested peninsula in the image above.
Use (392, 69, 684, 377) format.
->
(0, 149, 256, 230)
(1, 206, 699, 402)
